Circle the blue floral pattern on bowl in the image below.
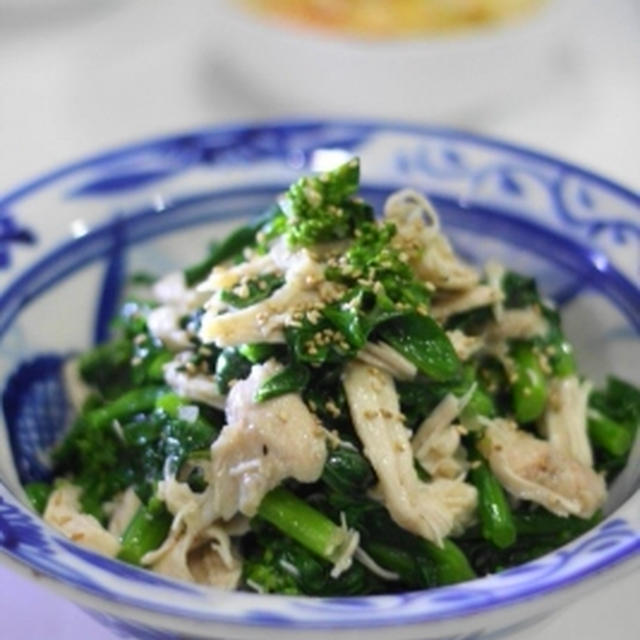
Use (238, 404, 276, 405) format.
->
(0, 121, 638, 640)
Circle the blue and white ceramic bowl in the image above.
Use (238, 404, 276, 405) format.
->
(0, 120, 638, 640)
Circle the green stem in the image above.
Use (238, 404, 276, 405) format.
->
(117, 502, 173, 565)
(513, 510, 601, 537)
(510, 343, 548, 423)
(422, 538, 476, 585)
(257, 487, 349, 562)
(470, 460, 517, 549)
(588, 410, 633, 457)
(86, 386, 166, 430)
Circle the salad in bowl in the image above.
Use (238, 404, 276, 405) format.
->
(0, 121, 638, 639)
(27, 158, 636, 597)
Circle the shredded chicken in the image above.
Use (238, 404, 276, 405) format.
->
(343, 362, 477, 545)
(62, 358, 93, 414)
(385, 189, 479, 291)
(137, 477, 243, 589)
(210, 361, 327, 520)
(485, 307, 548, 342)
(412, 390, 474, 480)
(44, 484, 120, 557)
(107, 487, 141, 538)
(354, 547, 400, 581)
(144, 520, 241, 589)
(147, 305, 193, 351)
(329, 517, 360, 578)
(431, 284, 503, 322)
(540, 376, 594, 468)
(479, 418, 606, 518)
(357, 341, 417, 380)
(153, 271, 208, 311)
(156, 477, 206, 535)
(187, 526, 242, 587)
(415, 424, 467, 480)
(199, 244, 341, 347)
(446, 330, 483, 362)
(199, 253, 277, 293)
(164, 353, 226, 409)
(484, 260, 506, 321)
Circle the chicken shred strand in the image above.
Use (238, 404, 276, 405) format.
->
(479, 418, 605, 518)
(343, 361, 477, 545)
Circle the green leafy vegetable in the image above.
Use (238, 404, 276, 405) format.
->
(257, 487, 351, 563)
(84, 386, 166, 431)
(321, 445, 376, 495)
(589, 376, 639, 477)
(244, 520, 380, 596)
(513, 509, 602, 537)
(469, 459, 517, 549)
(379, 314, 461, 382)
(502, 271, 540, 309)
(221, 273, 284, 309)
(183, 205, 281, 286)
(117, 500, 173, 565)
(24, 482, 53, 514)
(215, 347, 252, 394)
(53, 388, 220, 516)
(540, 308, 577, 377)
(281, 158, 373, 247)
(325, 221, 432, 311)
(588, 410, 633, 457)
(238, 343, 283, 364)
(364, 541, 437, 588)
(327, 493, 475, 587)
(78, 338, 133, 398)
(40, 159, 639, 598)
(510, 342, 548, 423)
(254, 363, 310, 402)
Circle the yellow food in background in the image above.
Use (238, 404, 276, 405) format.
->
(241, 0, 545, 37)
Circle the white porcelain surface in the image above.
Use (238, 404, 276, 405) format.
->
(215, 0, 575, 121)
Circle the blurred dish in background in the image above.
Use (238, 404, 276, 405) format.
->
(216, 0, 573, 121)
(240, 0, 546, 38)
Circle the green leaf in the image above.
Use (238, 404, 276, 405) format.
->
(24, 482, 52, 514)
(379, 314, 461, 382)
(215, 347, 252, 394)
(183, 204, 281, 286)
(321, 445, 375, 495)
(254, 363, 311, 402)
(78, 338, 132, 397)
(238, 343, 284, 364)
(502, 271, 540, 309)
(220, 273, 284, 309)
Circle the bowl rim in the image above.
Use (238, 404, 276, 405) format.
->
(1, 118, 637, 208)
(0, 118, 638, 633)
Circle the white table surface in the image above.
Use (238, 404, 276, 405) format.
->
(0, 1, 638, 638)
